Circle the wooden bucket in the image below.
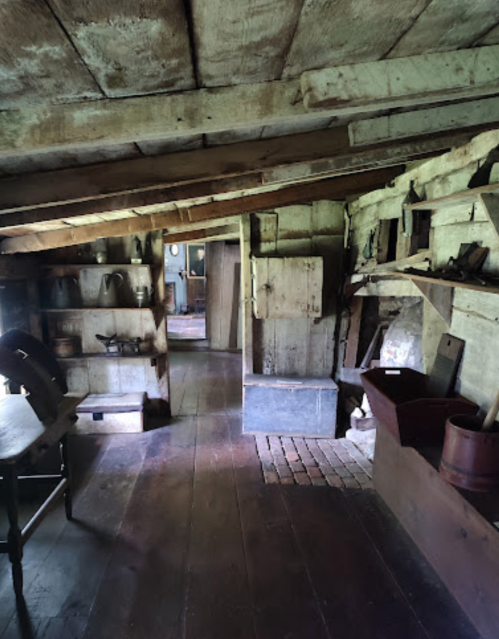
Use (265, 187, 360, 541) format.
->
(440, 415, 499, 492)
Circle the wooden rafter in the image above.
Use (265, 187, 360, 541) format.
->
(163, 224, 240, 245)
(0, 129, 349, 213)
(0, 129, 475, 229)
(0, 174, 263, 230)
(0, 167, 403, 254)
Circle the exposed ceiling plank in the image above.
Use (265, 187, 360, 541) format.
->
(191, 0, 304, 86)
(0, 79, 307, 157)
(282, 0, 431, 78)
(261, 130, 474, 185)
(479, 22, 499, 46)
(0, 0, 102, 109)
(163, 224, 240, 244)
(0, 143, 141, 177)
(302, 46, 499, 113)
(0, 174, 263, 229)
(387, 0, 499, 58)
(46, 0, 195, 97)
(349, 97, 499, 146)
(0, 129, 350, 212)
(0, 168, 402, 254)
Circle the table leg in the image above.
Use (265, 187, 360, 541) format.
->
(60, 433, 72, 521)
(4, 466, 23, 598)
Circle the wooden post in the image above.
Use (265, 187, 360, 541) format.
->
(343, 297, 363, 368)
(240, 215, 253, 377)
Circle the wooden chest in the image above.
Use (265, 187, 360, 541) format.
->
(243, 374, 337, 437)
(73, 392, 146, 434)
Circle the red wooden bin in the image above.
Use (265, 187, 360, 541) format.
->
(361, 368, 478, 447)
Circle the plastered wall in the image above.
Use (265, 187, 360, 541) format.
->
(349, 129, 499, 412)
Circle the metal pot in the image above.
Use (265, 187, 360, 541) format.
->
(440, 414, 499, 491)
(52, 336, 78, 358)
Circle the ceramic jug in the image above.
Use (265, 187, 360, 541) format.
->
(130, 236, 143, 264)
(51, 276, 79, 309)
(97, 273, 124, 308)
(92, 238, 108, 264)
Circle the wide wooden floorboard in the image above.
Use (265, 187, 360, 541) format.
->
(281, 486, 430, 639)
(228, 415, 331, 639)
(184, 413, 254, 639)
(170, 351, 242, 416)
(345, 490, 482, 639)
(0, 353, 483, 639)
(82, 419, 197, 639)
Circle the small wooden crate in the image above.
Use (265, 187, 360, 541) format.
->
(73, 393, 146, 434)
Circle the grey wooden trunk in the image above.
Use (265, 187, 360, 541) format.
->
(243, 374, 338, 437)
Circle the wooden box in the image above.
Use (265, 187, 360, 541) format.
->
(73, 392, 146, 434)
(243, 374, 338, 437)
(361, 368, 477, 447)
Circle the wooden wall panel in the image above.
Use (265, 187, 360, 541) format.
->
(250, 202, 344, 378)
(47, 0, 195, 97)
(206, 242, 241, 351)
(252, 256, 323, 319)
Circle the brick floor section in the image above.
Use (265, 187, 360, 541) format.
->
(256, 435, 374, 489)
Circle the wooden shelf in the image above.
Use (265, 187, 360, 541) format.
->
(387, 270, 499, 295)
(56, 352, 164, 361)
(403, 182, 499, 211)
(42, 263, 157, 270)
(356, 250, 432, 276)
(39, 306, 162, 312)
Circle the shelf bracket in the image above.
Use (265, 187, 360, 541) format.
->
(413, 280, 453, 326)
(479, 193, 499, 240)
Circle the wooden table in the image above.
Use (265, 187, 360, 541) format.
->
(0, 394, 81, 598)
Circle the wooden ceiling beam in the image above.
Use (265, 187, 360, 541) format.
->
(350, 97, 499, 146)
(303, 46, 499, 113)
(0, 167, 403, 254)
(0, 129, 474, 229)
(2, 46, 498, 158)
(0, 128, 350, 213)
(0, 79, 308, 157)
(163, 224, 240, 245)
